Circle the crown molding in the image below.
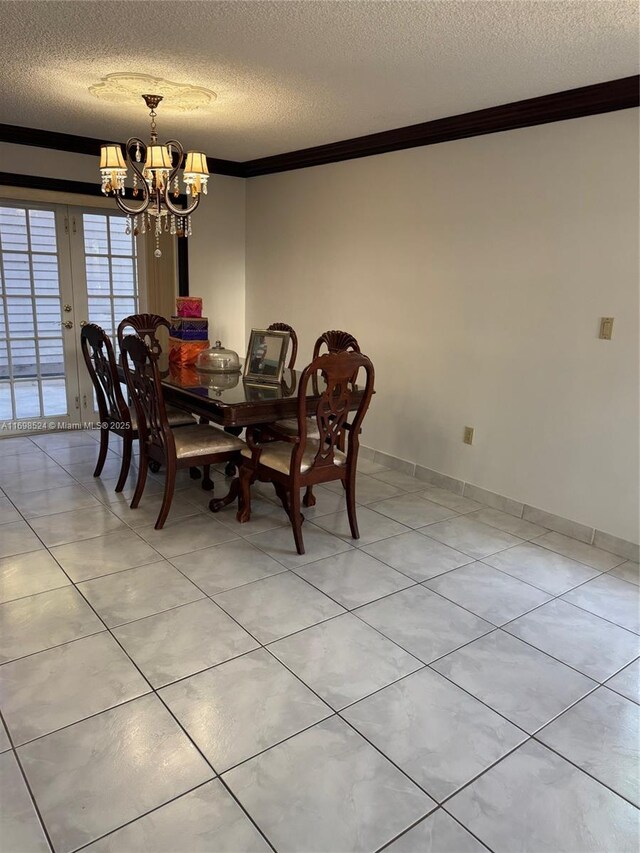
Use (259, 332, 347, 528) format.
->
(0, 76, 637, 179)
(0, 124, 245, 178)
(0, 171, 106, 197)
(242, 75, 640, 176)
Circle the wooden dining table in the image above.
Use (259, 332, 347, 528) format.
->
(117, 357, 366, 427)
(117, 356, 366, 513)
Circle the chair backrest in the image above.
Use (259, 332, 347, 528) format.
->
(120, 334, 175, 459)
(294, 350, 374, 474)
(80, 323, 131, 427)
(311, 330, 361, 394)
(312, 330, 360, 359)
(267, 322, 298, 370)
(117, 313, 169, 359)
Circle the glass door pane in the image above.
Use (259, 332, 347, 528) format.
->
(70, 209, 140, 419)
(82, 212, 139, 339)
(0, 203, 79, 430)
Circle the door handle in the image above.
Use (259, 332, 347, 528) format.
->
(63, 304, 72, 313)
(60, 320, 73, 329)
(80, 320, 88, 327)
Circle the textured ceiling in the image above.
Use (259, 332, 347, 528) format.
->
(0, 1, 637, 161)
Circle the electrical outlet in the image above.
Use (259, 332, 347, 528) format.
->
(599, 317, 614, 340)
(463, 426, 474, 445)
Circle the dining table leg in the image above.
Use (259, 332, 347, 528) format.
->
(209, 476, 241, 513)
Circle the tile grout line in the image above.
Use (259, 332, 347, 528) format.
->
(375, 805, 495, 853)
(0, 709, 56, 853)
(528, 728, 640, 811)
(67, 779, 218, 853)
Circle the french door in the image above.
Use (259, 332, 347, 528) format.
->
(0, 200, 145, 433)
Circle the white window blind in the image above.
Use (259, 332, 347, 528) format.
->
(0, 206, 67, 420)
(83, 213, 138, 339)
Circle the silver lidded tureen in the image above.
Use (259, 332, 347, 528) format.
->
(196, 340, 241, 373)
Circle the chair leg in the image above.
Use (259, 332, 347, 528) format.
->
(201, 464, 214, 491)
(236, 465, 255, 523)
(115, 432, 132, 492)
(273, 482, 291, 517)
(345, 471, 359, 540)
(130, 449, 148, 509)
(290, 485, 305, 555)
(302, 486, 316, 507)
(93, 426, 109, 477)
(155, 461, 176, 529)
(189, 466, 201, 480)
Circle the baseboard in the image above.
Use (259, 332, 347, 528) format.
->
(361, 445, 639, 562)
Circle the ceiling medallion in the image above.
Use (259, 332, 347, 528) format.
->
(89, 72, 216, 112)
(99, 94, 209, 258)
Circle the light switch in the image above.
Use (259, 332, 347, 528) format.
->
(599, 317, 614, 340)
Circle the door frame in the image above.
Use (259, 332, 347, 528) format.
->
(67, 204, 148, 422)
(0, 186, 151, 435)
(0, 197, 82, 433)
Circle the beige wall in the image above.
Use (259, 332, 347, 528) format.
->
(0, 143, 98, 183)
(245, 110, 640, 543)
(0, 143, 247, 353)
(188, 176, 246, 354)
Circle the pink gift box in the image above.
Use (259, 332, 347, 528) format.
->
(176, 297, 203, 318)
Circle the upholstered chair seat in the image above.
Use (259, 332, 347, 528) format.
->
(241, 439, 346, 475)
(174, 425, 245, 460)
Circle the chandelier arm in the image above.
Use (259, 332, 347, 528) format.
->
(112, 193, 151, 217)
(165, 138, 184, 177)
(162, 190, 202, 218)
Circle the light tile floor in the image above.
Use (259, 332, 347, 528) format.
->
(0, 430, 638, 853)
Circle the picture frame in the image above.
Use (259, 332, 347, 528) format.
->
(243, 328, 290, 384)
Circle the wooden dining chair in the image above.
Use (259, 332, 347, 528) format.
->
(117, 312, 170, 359)
(313, 329, 360, 359)
(121, 334, 246, 529)
(116, 311, 215, 486)
(236, 349, 374, 554)
(267, 322, 298, 370)
(273, 329, 361, 507)
(81, 323, 193, 492)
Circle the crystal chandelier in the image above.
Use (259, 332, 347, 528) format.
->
(99, 94, 209, 258)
